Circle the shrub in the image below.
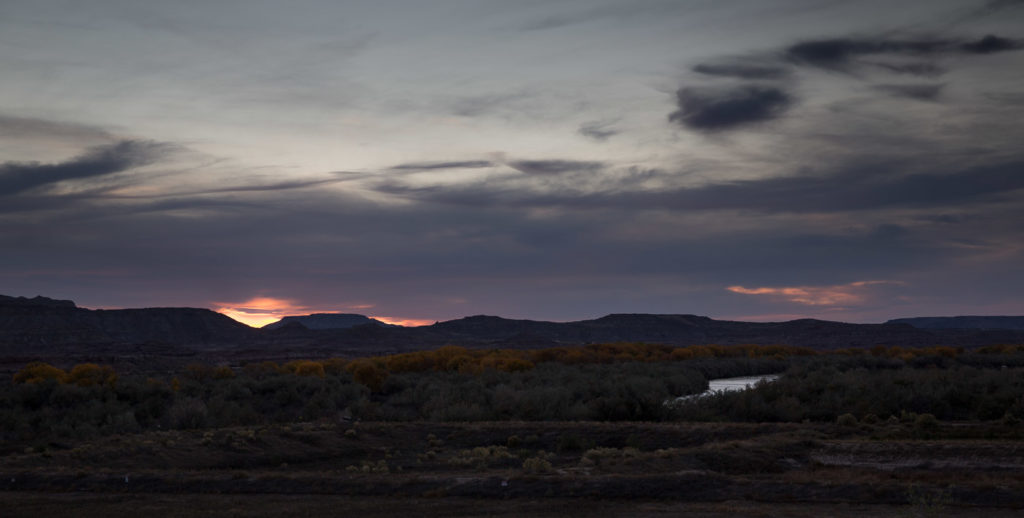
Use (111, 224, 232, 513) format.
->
(522, 456, 553, 474)
(915, 413, 939, 430)
(167, 398, 208, 429)
(13, 362, 67, 384)
(836, 413, 858, 427)
(66, 364, 117, 387)
(346, 360, 387, 392)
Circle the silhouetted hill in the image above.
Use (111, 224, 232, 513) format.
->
(262, 313, 393, 330)
(0, 294, 76, 308)
(0, 295, 254, 353)
(887, 316, 1024, 331)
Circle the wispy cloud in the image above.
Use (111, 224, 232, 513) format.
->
(0, 140, 173, 196)
(390, 160, 495, 171)
(727, 280, 903, 306)
(508, 159, 604, 175)
(578, 119, 620, 141)
(872, 82, 945, 101)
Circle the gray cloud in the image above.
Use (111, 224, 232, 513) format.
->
(449, 91, 533, 117)
(103, 177, 352, 200)
(786, 37, 952, 69)
(785, 34, 1023, 70)
(0, 114, 112, 141)
(373, 159, 1024, 215)
(692, 62, 792, 80)
(668, 85, 793, 131)
(873, 83, 945, 101)
(578, 120, 620, 141)
(961, 34, 1024, 53)
(390, 160, 494, 171)
(869, 61, 946, 77)
(508, 159, 604, 175)
(0, 140, 171, 196)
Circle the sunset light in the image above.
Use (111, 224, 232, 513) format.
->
(727, 281, 903, 307)
(370, 316, 435, 327)
(213, 297, 339, 328)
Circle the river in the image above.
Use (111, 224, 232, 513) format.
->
(672, 373, 779, 403)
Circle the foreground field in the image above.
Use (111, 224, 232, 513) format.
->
(3, 420, 1022, 515)
(8, 494, 1024, 518)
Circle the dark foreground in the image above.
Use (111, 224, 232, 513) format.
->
(3, 420, 1022, 516)
(7, 493, 1024, 518)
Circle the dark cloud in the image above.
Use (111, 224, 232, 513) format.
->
(961, 34, 1024, 54)
(785, 34, 1023, 70)
(578, 120, 620, 141)
(786, 37, 953, 69)
(672, 30, 1022, 134)
(0, 140, 171, 196)
(872, 83, 945, 101)
(869, 61, 946, 77)
(668, 85, 793, 131)
(390, 160, 494, 171)
(692, 62, 792, 80)
(508, 160, 604, 175)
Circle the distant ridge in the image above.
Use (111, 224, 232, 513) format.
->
(4, 293, 1024, 359)
(263, 313, 394, 330)
(0, 294, 76, 308)
(887, 316, 1024, 331)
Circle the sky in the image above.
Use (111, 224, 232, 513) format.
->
(2, 0, 1023, 327)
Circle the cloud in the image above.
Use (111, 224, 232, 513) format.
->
(671, 30, 1023, 134)
(869, 61, 946, 77)
(508, 160, 604, 175)
(872, 83, 945, 101)
(104, 177, 352, 199)
(785, 37, 951, 69)
(390, 160, 494, 171)
(785, 34, 1023, 70)
(668, 85, 793, 131)
(960, 34, 1024, 54)
(373, 158, 1024, 215)
(578, 120, 620, 141)
(727, 280, 903, 306)
(692, 62, 792, 80)
(0, 140, 172, 196)
(449, 91, 533, 117)
(0, 114, 112, 141)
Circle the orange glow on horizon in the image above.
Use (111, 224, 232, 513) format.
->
(212, 296, 430, 328)
(370, 315, 436, 327)
(213, 296, 367, 328)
